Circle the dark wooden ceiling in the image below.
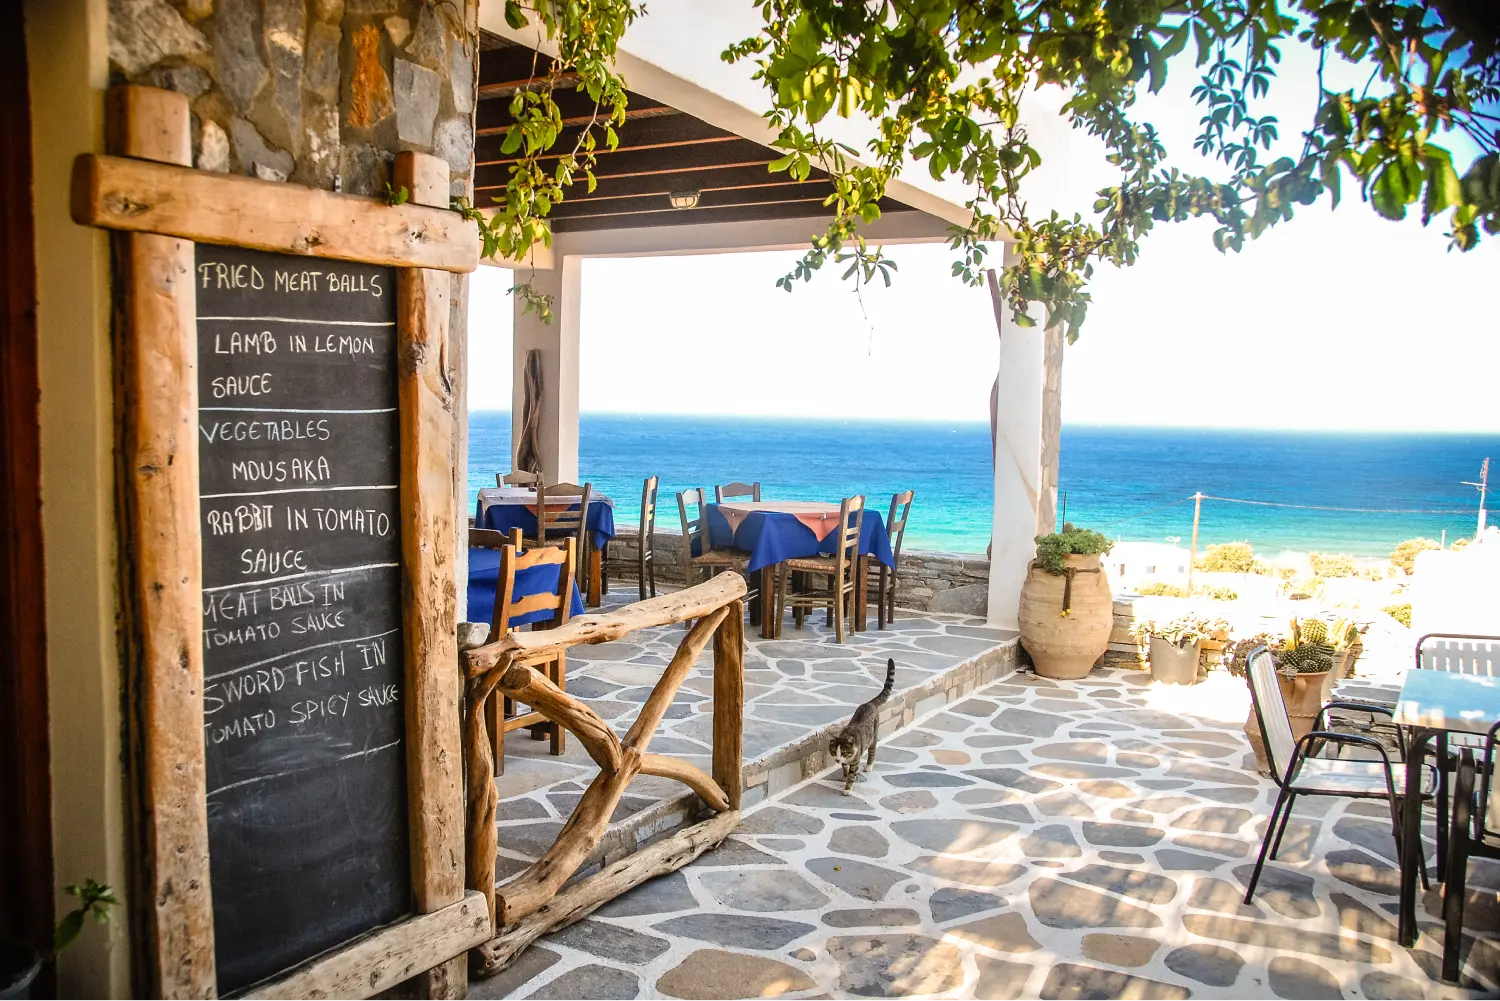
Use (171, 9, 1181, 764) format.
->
(475, 32, 911, 232)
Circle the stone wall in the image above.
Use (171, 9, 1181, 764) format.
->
(110, 0, 480, 578)
(109, 0, 477, 197)
(602, 526, 992, 617)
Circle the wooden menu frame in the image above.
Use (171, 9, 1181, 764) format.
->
(74, 85, 485, 999)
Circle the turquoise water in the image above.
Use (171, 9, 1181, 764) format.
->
(466, 412, 1497, 557)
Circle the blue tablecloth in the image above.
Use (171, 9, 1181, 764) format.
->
(703, 505, 894, 574)
(467, 547, 585, 629)
(476, 497, 615, 551)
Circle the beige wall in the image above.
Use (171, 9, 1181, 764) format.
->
(25, 0, 130, 995)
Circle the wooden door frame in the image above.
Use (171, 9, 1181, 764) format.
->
(0, 0, 56, 979)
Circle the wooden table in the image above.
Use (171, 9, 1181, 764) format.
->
(1393, 669, 1500, 945)
(706, 501, 889, 638)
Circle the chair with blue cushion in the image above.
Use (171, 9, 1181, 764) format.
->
(483, 533, 576, 775)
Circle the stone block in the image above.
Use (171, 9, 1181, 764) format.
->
(931, 583, 988, 616)
(109, 0, 210, 77)
(394, 58, 440, 145)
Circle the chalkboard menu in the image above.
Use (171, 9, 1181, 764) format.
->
(195, 245, 409, 993)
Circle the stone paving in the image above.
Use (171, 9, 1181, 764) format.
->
(475, 663, 1500, 1000)
(488, 597, 1016, 875)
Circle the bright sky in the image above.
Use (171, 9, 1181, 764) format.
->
(467, 40, 1500, 432)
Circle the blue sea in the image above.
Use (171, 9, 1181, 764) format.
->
(467, 413, 1497, 558)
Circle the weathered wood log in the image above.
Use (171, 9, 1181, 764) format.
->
(395, 151, 469, 999)
(637, 753, 730, 812)
(623, 607, 729, 748)
(713, 600, 746, 810)
(494, 758, 638, 927)
(474, 811, 739, 978)
(110, 84, 218, 1000)
(245, 891, 491, 1000)
(491, 660, 622, 773)
(464, 573, 747, 674)
(71, 154, 480, 273)
(464, 672, 502, 926)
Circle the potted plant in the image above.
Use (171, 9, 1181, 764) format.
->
(1018, 525, 1114, 680)
(1131, 613, 1230, 685)
(1, 879, 116, 1000)
(1231, 618, 1363, 774)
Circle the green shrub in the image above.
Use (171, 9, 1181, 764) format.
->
(1034, 527, 1113, 576)
(1136, 581, 1188, 597)
(1383, 602, 1413, 627)
(1193, 584, 1239, 600)
(1310, 552, 1356, 578)
(1391, 538, 1439, 575)
(1195, 542, 1256, 573)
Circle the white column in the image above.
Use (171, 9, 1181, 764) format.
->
(511, 257, 581, 483)
(987, 247, 1046, 630)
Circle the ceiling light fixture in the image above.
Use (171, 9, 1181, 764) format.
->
(668, 190, 701, 209)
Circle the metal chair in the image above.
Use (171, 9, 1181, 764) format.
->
(497, 469, 540, 487)
(1243, 645, 1435, 904)
(603, 475, 658, 601)
(1414, 634, 1500, 872)
(775, 495, 864, 643)
(869, 490, 913, 630)
(1443, 721, 1500, 981)
(714, 481, 761, 503)
(1418, 633, 1500, 676)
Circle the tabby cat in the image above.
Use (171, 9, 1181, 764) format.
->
(829, 658, 896, 794)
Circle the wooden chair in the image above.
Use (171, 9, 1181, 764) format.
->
(715, 481, 761, 503)
(529, 480, 593, 593)
(869, 490, 914, 630)
(603, 476, 658, 601)
(486, 535, 577, 775)
(775, 495, 864, 643)
(677, 488, 752, 587)
(497, 469, 540, 487)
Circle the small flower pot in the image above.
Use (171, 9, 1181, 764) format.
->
(1148, 636, 1202, 685)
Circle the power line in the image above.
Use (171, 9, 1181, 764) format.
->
(1199, 495, 1472, 516)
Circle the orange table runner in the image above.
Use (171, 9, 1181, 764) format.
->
(717, 500, 844, 539)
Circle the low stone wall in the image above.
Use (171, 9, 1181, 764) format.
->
(603, 527, 991, 616)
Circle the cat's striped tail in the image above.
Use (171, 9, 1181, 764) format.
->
(881, 658, 896, 696)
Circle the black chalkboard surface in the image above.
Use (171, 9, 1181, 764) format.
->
(195, 244, 409, 994)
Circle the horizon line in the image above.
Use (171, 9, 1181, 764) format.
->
(466, 410, 1500, 436)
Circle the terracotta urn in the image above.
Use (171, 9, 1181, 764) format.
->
(1019, 553, 1113, 680)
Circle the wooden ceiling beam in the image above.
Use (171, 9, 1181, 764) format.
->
(476, 104, 678, 137)
(551, 200, 920, 233)
(547, 181, 836, 220)
(472, 138, 779, 191)
(475, 115, 734, 165)
(479, 162, 828, 202)
(477, 71, 580, 101)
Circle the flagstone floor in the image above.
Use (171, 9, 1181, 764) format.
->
(473, 664, 1499, 1001)
(487, 597, 1016, 867)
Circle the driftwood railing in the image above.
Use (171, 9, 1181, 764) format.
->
(462, 573, 747, 975)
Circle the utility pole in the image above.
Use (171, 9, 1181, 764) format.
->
(1463, 458, 1490, 536)
(1188, 492, 1203, 593)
